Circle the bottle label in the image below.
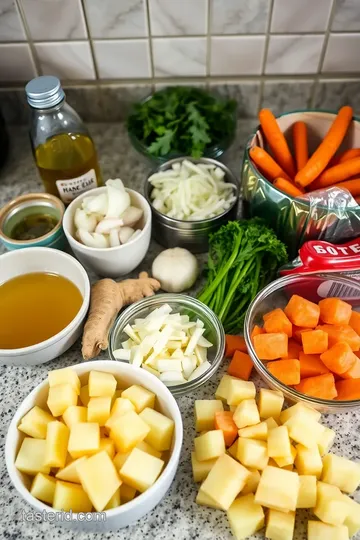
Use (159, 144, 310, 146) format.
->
(56, 169, 97, 203)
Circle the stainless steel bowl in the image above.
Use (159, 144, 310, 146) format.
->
(144, 157, 239, 253)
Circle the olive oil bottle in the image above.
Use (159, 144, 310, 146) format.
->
(25, 76, 102, 203)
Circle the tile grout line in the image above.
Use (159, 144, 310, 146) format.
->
(258, 0, 275, 111)
(79, 0, 100, 81)
(205, 0, 211, 84)
(15, 0, 41, 77)
(145, 0, 155, 88)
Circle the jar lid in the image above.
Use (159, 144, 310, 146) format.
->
(25, 76, 65, 109)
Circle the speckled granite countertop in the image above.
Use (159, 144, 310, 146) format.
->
(0, 123, 359, 540)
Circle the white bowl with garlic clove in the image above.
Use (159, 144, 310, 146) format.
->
(63, 181, 151, 278)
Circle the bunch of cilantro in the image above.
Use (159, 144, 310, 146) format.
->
(197, 219, 288, 334)
(127, 87, 236, 158)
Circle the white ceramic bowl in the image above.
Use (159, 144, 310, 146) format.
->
(6, 360, 183, 532)
(63, 187, 152, 278)
(0, 247, 90, 366)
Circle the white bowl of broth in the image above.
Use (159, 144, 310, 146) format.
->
(0, 247, 90, 366)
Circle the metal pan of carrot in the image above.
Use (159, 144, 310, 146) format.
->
(252, 295, 360, 401)
(249, 105, 360, 203)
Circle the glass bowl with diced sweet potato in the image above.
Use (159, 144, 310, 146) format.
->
(244, 273, 360, 412)
(5, 361, 182, 531)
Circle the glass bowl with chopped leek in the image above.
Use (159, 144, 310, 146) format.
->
(109, 294, 225, 397)
(127, 86, 237, 164)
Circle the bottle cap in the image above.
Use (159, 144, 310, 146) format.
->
(25, 76, 65, 109)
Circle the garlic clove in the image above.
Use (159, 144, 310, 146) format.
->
(95, 218, 124, 234)
(118, 226, 135, 244)
(120, 206, 143, 227)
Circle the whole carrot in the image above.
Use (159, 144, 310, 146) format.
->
(274, 177, 304, 198)
(312, 157, 360, 189)
(333, 178, 360, 197)
(249, 146, 292, 183)
(259, 108, 296, 178)
(336, 148, 360, 165)
(295, 106, 353, 187)
(293, 121, 308, 172)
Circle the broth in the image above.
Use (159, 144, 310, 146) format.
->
(0, 272, 83, 349)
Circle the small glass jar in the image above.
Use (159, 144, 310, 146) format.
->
(25, 76, 102, 204)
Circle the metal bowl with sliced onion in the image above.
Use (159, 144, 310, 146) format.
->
(109, 294, 225, 397)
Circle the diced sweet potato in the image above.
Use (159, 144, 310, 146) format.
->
(214, 411, 238, 447)
(318, 325, 360, 351)
(293, 326, 312, 343)
(295, 373, 337, 400)
(349, 311, 360, 335)
(298, 352, 330, 379)
(319, 298, 352, 325)
(301, 330, 328, 355)
(341, 357, 360, 379)
(320, 342, 357, 375)
(251, 325, 265, 341)
(263, 309, 292, 338)
(253, 333, 288, 361)
(285, 339, 302, 360)
(335, 379, 360, 400)
(267, 359, 300, 385)
(228, 351, 253, 381)
(225, 335, 247, 357)
(284, 295, 320, 328)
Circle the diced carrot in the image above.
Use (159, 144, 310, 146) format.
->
(341, 357, 360, 379)
(320, 341, 357, 374)
(263, 308, 292, 337)
(227, 350, 253, 381)
(349, 311, 360, 335)
(285, 338, 302, 359)
(251, 325, 265, 341)
(317, 324, 360, 351)
(295, 373, 337, 400)
(225, 335, 247, 357)
(335, 379, 360, 400)
(319, 297, 352, 325)
(267, 359, 300, 385)
(284, 295, 320, 328)
(253, 333, 288, 360)
(298, 352, 330, 378)
(293, 325, 312, 343)
(301, 329, 328, 355)
(214, 411, 238, 447)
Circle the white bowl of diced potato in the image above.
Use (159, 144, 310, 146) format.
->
(5, 361, 183, 532)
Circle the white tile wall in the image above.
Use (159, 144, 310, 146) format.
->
(332, 0, 360, 32)
(266, 35, 324, 75)
(153, 38, 207, 77)
(211, 0, 269, 35)
(93, 40, 151, 79)
(0, 0, 25, 41)
(149, 0, 207, 36)
(323, 34, 360, 73)
(271, 0, 332, 33)
(35, 42, 95, 80)
(0, 43, 36, 81)
(84, 0, 148, 39)
(210, 36, 266, 76)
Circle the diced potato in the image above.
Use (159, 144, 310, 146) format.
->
(121, 483, 137, 504)
(88, 370, 117, 398)
(110, 397, 135, 417)
(68, 422, 100, 459)
(139, 407, 175, 452)
(267, 426, 292, 459)
(238, 421, 268, 441)
(44, 421, 69, 468)
(91, 438, 115, 459)
(55, 456, 87, 483)
(194, 430, 225, 462)
(15, 438, 50, 475)
(191, 452, 217, 482)
(237, 438, 268, 470)
(273, 445, 296, 468)
(296, 475, 317, 508)
(322, 453, 360, 493)
(136, 440, 162, 459)
(314, 481, 349, 526)
(308, 521, 348, 540)
(119, 448, 164, 493)
(30, 473, 57, 505)
(254, 466, 299, 512)
(241, 468, 261, 495)
(228, 439, 239, 460)
(295, 444, 323, 478)
(265, 509, 295, 540)
(283, 416, 324, 448)
(53, 480, 92, 512)
(233, 399, 260, 429)
(104, 488, 120, 510)
(227, 380, 256, 406)
(215, 375, 236, 402)
(113, 451, 131, 470)
(196, 486, 222, 509)
(279, 402, 321, 424)
(79, 384, 90, 407)
(201, 454, 250, 511)
(121, 385, 155, 413)
(18, 406, 54, 439)
(87, 396, 112, 426)
(318, 426, 336, 456)
(77, 450, 122, 511)
(258, 389, 284, 420)
(342, 495, 360, 537)
(110, 410, 150, 453)
(47, 383, 78, 417)
(48, 367, 80, 395)
(62, 406, 87, 428)
(194, 400, 224, 432)
(265, 417, 279, 430)
(227, 493, 265, 540)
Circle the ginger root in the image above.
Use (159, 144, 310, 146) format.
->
(82, 271, 161, 360)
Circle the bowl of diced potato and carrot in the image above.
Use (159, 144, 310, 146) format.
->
(244, 273, 360, 412)
(5, 361, 182, 531)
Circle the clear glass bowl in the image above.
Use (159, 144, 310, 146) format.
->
(244, 273, 360, 413)
(109, 294, 225, 397)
